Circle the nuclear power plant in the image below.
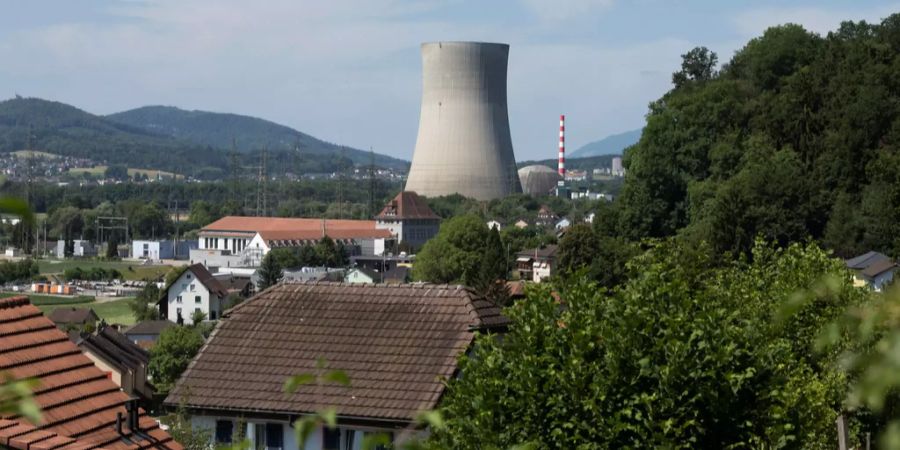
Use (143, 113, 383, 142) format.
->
(405, 42, 522, 201)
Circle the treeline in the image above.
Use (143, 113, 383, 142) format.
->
(615, 15, 900, 258)
(0, 259, 38, 284)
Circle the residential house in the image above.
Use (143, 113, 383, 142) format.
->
(192, 216, 394, 268)
(158, 263, 228, 324)
(584, 212, 595, 224)
(375, 191, 441, 249)
(47, 307, 99, 331)
(0, 295, 181, 450)
(535, 206, 558, 227)
(73, 324, 154, 404)
(213, 273, 254, 299)
(4, 247, 22, 258)
(514, 219, 529, 229)
(132, 239, 198, 260)
(846, 251, 897, 291)
(166, 282, 506, 450)
(351, 253, 414, 274)
(516, 245, 559, 282)
(282, 267, 346, 283)
(344, 267, 380, 284)
(124, 320, 176, 349)
(555, 217, 572, 231)
(486, 220, 503, 231)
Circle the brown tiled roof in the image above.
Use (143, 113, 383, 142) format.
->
(376, 191, 440, 220)
(516, 244, 559, 260)
(166, 282, 506, 424)
(200, 216, 393, 243)
(185, 263, 227, 298)
(259, 228, 393, 243)
(123, 321, 175, 337)
(78, 326, 150, 373)
(46, 308, 99, 326)
(0, 296, 181, 450)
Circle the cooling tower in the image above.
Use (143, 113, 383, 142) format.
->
(519, 165, 561, 196)
(405, 42, 522, 201)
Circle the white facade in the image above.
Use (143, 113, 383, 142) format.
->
(165, 270, 223, 323)
(192, 415, 402, 450)
(533, 260, 552, 282)
(198, 234, 253, 253)
(133, 240, 162, 260)
(486, 220, 502, 231)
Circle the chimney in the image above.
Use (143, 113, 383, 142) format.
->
(558, 115, 566, 177)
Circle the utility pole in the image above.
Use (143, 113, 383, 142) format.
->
(23, 125, 35, 253)
(368, 147, 376, 218)
(262, 147, 268, 216)
(230, 138, 239, 204)
(338, 146, 346, 219)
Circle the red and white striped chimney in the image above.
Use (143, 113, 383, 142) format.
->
(558, 114, 566, 177)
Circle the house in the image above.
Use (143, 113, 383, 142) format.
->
(166, 282, 506, 450)
(846, 251, 897, 291)
(192, 216, 395, 268)
(383, 266, 411, 284)
(375, 191, 441, 249)
(535, 205, 558, 227)
(514, 219, 529, 229)
(124, 320, 176, 348)
(282, 267, 346, 283)
(344, 267, 380, 284)
(351, 253, 414, 274)
(585, 212, 596, 224)
(132, 239, 198, 260)
(486, 220, 503, 231)
(158, 263, 228, 324)
(4, 247, 22, 258)
(213, 273, 254, 299)
(73, 324, 154, 404)
(54, 239, 97, 258)
(555, 217, 572, 231)
(0, 295, 181, 450)
(47, 307, 99, 331)
(516, 245, 559, 282)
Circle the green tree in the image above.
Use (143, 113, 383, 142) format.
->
(413, 215, 491, 285)
(130, 282, 160, 322)
(314, 236, 348, 268)
(433, 239, 866, 449)
(105, 164, 129, 181)
(257, 252, 283, 291)
(557, 223, 600, 276)
(672, 46, 718, 88)
(149, 325, 205, 392)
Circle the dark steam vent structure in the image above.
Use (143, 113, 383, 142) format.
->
(405, 42, 522, 200)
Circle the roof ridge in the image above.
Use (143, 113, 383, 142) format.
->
(0, 296, 31, 309)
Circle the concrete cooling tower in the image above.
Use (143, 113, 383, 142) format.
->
(518, 165, 561, 196)
(405, 42, 522, 201)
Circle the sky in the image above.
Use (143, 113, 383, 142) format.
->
(1, 0, 898, 161)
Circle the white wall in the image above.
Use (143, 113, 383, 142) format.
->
(133, 241, 161, 260)
(199, 235, 251, 252)
(191, 414, 391, 450)
(166, 270, 218, 323)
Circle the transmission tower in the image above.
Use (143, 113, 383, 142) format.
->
(255, 148, 268, 216)
(368, 147, 376, 218)
(229, 138, 239, 204)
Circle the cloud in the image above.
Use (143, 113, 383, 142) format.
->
(520, 0, 614, 23)
(733, 3, 900, 38)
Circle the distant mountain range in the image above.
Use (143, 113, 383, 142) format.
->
(570, 128, 642, 158)
(106, 106, 406, 169)
(0, 97, 407, 179)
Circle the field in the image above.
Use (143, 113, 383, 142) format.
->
(12, 150, 60, 159)
(38, 259, 172, 281)
(67, 165, 183, 179)
(39, 298, 136, 325)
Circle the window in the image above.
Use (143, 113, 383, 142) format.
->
(253, 423, 283, 450)
(210, 310, 217, 320)
(215, 420, 233, 444)
(187, 274, 192, 280)
(190, 284, 196, 292)
(323, 428, 341, 450)
(176, 295, 182, 303)
(176, 307, 182, 317)
(195, 295, 201, 303)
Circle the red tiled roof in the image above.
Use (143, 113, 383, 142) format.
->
(185, 263, 227, 298)
(376, 191, 440, 220)
(200, 216, 393, 243)
(0, 296, 181, 450)
(166, 282, 506, 424)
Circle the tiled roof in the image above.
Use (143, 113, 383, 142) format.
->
(202, 216, 382, 233)
(258, 228, 393, 243)
(516, 245, 559, 260)
(166, 282, 506, 424)
(0, 296, 181, 450)
(77, 326, 150, 373)
(47, 308, 99, 325)
(846, 251, 892, 270)
(185, 264, 227, 298)
(123, 321, 175, 337)
(861, 259, 897, 279)
(375, 192, 440, 220)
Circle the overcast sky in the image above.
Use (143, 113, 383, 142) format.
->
(1, 0, 897, 161)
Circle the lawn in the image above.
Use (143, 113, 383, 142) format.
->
(39, 298, 136, 326)
(0, 292, 93, 305)
(38, 259, 172, 281)
(12, 150, 59, 159)
(67, 166, 183, 179)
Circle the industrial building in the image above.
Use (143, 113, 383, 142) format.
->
(518, 165, 561, 196)
(405, 41, 522, 200)
(132, 239, 197, 260)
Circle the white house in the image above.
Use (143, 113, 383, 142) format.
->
(846, 251, 897, 292)
(486, 220, 503, 231)
(344, 267, 379, 284)
(555, 218, 571, 231)
(158, 263, 228, 323)
(165, 283, 507, 450)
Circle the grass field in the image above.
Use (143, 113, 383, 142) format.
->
(0, 292, 94, 305)
(67, 165, 183, 179)
(38, 259, 172, 281)
(12, 150, 60, 159)
(39, 298, 136, 325)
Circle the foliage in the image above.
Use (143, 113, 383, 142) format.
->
(256, 253, 283, 291)
(433, 239, 868, 449)
(0, 259, 39, 284)
(149, 325, 205, 392)
(130, 282, 160, 322)
(412, 215, 492, 285)
(163, 399, 213, 450)
(190, 309, 207, 325)
(63, 266, 122, 281)
(618, 16, 900, 257)
(0, 373, 41, 425)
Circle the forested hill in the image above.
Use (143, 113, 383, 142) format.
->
(0, 97, 226, 176)
(517, 154, 617, 171)
(107, 106, 407, 169)
(570, 128, 641, 158)
(618, 15, 900, 258)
